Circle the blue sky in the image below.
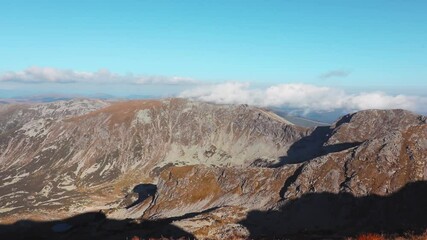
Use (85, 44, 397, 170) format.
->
(0, 0, 426, 112)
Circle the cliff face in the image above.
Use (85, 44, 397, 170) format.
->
(0, 98, 426, 239)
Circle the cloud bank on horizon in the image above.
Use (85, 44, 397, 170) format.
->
(0, 66, 197, 85)
(179, 82, 427, 114)
(1, 67, 426, 114)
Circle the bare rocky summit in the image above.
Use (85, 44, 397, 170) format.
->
(0, 98, 426, 239)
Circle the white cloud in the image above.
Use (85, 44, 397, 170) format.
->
(179, 82, 261, 105)
(179, 82, 427, 113)
(0, 66, 197, 85)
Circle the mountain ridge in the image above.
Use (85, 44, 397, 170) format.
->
(0, 98, 426, 239)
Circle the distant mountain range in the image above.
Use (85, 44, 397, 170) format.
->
(0, 93, 159, 103)
(1, 94, 335, 126)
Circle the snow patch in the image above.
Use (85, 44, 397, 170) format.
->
(0, 206, 23, 213)
(40, 183, 53, 197)
(0, 172, 29, 186)
(41, 145, 58, 151)
(58, 175, 77, 191)
(100, 162, 113, 176)
(20, 119, 49, 137)
(81, 163, 101, 178)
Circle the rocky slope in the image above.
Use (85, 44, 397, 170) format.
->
(0, 99, 426, 239)
(140, 111, 427, 238)
(0, 98, 306, 221)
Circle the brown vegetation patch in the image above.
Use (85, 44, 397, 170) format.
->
(187, 171, 223, 203)
(67, 100, 164, 127)
(166, 165, 195, 179)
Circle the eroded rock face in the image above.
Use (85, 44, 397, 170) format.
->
(0, 99, 426, 239)
(327, 109, 425, 145)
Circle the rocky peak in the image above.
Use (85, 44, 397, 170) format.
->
(327, 109, 425, 145)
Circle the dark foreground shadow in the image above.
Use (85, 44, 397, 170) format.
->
(273, 126, 361, 166)
(0, 208, 203, 240)
(239, 181, 427, 239)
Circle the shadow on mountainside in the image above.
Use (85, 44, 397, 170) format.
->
(0, 208, 203, 240)
(272, 126, 361, 166)
(239, 181, 427, 239)
(126, 183, 157, 209)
